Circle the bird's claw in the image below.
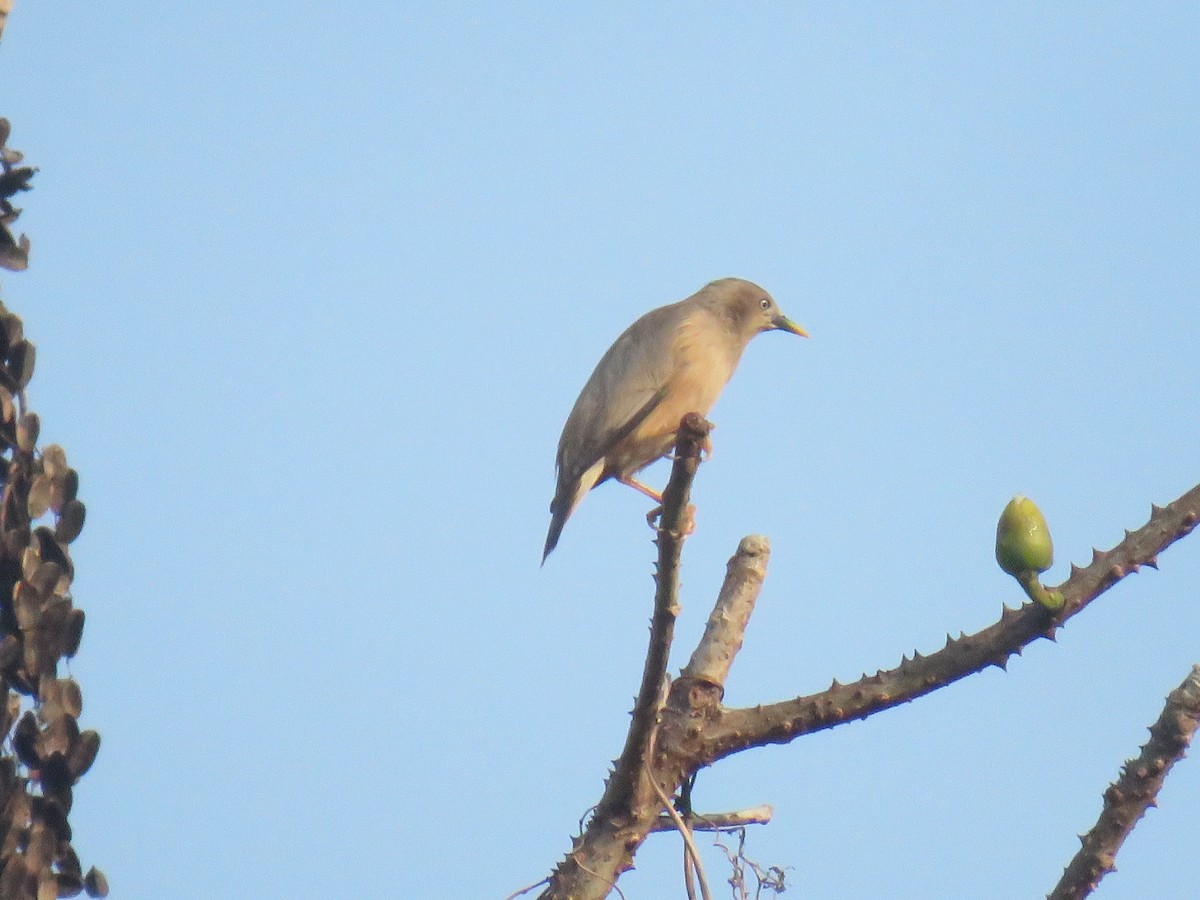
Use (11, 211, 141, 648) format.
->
(647, 502, 696, 537)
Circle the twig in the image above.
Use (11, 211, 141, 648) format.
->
(1048, 665, 1200, 900)
(646, 764, 712, 900)
(650, 805, 774, 833)
(503, 878, 549, 900)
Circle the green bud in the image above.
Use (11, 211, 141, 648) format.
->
(995, 495, 1054, 576)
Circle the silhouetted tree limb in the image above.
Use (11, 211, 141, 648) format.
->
(1049, 664, 1200, 900)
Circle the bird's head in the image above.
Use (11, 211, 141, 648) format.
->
(704, 277, 809, 343)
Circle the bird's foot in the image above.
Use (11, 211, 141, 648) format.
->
(669, 434, 713, 462)
(647, 503, 696, 538)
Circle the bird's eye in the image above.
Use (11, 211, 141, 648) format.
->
(759, 297, 771, 310)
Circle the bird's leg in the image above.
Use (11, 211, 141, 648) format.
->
(618, 475, 663, 504)
(617, 476, 665, 528)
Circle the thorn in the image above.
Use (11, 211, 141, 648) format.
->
(1145, 556, 1159, 569)
(911, 649, 924, 662)
(1070, 562, 1083, 577)
(994, 658, 1008, 671)
(1150, 503, 1165, 516)
(1124, 528, 1133, 540)
(829, 678, 842, 690)
(1090, 547, 1105, 564)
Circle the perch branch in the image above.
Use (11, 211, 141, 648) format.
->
(539, 414, 710, 900)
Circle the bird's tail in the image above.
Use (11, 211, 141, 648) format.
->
(541, 504, 568, 565)
(542, 460, 606, 565)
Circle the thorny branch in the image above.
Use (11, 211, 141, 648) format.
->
(701, 483, 1200, 762)
(1048, 665, 1200, 900)
(532, 434, 1200, 899)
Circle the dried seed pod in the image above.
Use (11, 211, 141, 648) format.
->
(30, 796, 71, 841)
(0, 312, 23, 349)
(28, 561, 61, 595)
(39, 445, 66, 478)
(32, 527, 70, 572)
(67, 731, 100, 781)
(0, 387, 13, 424)
(62, 609, 85, 658)
(38, 716, 77, 762)
(0, 635, 19, 669)
(21, 544, 41, 581)
(52, 572, 72, 598)
(57, 469, 79, 506)
(7, 339, 35, 388)
(15, 411, 37, 452)
(55, 872, 83, 898)
(12, 580, 43, 630)
(58, 680, 82, 719)
(67, 731, 99, 781)
(27, 474, 51, 520)
(55, 501, 85, 544)
(83, 867, 108, 898)
(38, 598, 72, 663)
(13, 711, 39, 768)
(58, 844, 82, 879)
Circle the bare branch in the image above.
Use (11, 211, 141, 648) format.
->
(1048, 665, 1200, 900)
(701, 481, 1200, 762)
(650, 805, 774, 833)
(681, 534, 770, 691)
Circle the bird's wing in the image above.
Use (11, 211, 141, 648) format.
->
(555, 303, 683, 483)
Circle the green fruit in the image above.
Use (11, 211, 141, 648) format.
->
(996, 495, 1054, 576)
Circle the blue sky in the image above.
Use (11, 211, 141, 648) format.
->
(2, 3, 1198, 898)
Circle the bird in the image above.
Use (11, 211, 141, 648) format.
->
(543, 277, 807, 562)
